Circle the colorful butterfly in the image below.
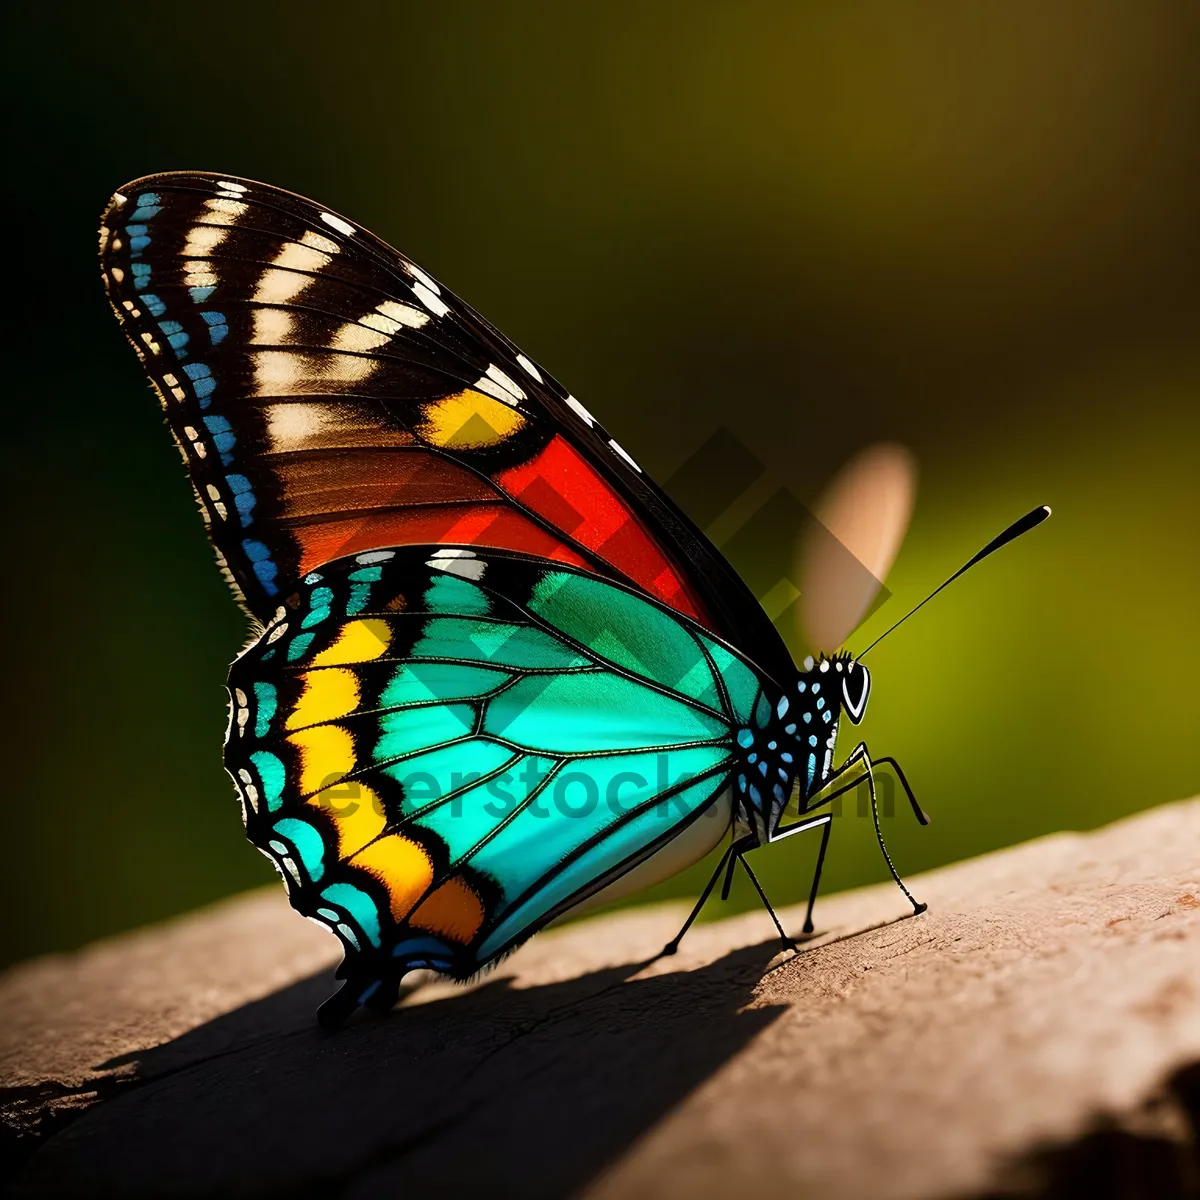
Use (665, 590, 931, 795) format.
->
(98, 173, 1048, 1025)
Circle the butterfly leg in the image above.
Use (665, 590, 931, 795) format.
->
(719, 836, 754, 901)
(801, 742, 929, 827)
(735, 855, 798, 953)
(660, 840, 737, 956)
(802, 817, 832, 934)
(832, 742, 927, 916)
(869, 754, 930, 825)
(757, 814, 834, 933)
(771, 743, 929, 925)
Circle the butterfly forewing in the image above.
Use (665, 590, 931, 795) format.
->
(100, 173, 790, 681)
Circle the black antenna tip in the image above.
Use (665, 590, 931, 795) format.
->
(1021, 504, 1052, 533)
(997, 504, 1052, 546)
(856, 500, 1052, 658)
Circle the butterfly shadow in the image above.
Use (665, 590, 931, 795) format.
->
(16, 940, 789, 1198)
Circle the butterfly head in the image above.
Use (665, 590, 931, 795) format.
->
(797, 652, 871, 727)
(838, 656, 871, 725)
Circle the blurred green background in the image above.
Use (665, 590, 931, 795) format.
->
(3, 1, 1197, 968)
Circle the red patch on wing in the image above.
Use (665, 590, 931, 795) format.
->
(495, 435, 707, 624)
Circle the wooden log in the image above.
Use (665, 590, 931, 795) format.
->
(2, 799, 1198, 1198)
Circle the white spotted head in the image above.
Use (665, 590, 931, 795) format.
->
(795, 651, 870, 729)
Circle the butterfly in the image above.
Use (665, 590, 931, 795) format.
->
(98, 173, 1048, 1025)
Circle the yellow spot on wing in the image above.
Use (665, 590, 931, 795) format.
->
(418, 389, 526, 449)
(410, 876, 485, 943)
(312, 620, 392, 666)
(288, 724, 355, 795)
(351, 835, 433, 920)
(286, 668, 359, 730)
(309, 783, 386, 857)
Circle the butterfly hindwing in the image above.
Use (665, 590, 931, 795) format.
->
(224, 546, 771, 984)
(99, 173, 791, 680)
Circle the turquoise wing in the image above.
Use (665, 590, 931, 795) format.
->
(224, 545, 770, 1019)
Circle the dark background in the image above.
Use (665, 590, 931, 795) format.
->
(4, 1, 1198, 967)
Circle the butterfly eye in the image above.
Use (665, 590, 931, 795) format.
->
(842, 664, 871, 724)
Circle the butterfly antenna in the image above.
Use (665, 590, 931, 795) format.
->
(857, 505, 1051, 659)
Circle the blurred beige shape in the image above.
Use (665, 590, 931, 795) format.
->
(799, 443, 917, 654)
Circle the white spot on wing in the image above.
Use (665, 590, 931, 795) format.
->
(111, 191, 128, 207)
(320, 212, 356, 236)
(181, 196, 251, 261)
(427, 552, 486, 580)
(564, 395, 595, 427)
(251, 308, 295, 345)
(204, 198, 248, 218)
(475, 376, 516, 404)
(412, 282, 450, 317)
(253, 347, 377, 394)
(183, 224, 229, 258)
(356, 550, 396, 564)
(364, 300, 429, 332)
(516, 354, 542, 382)
(183, 261, 218, 292)
(162, 370, 186, 402)
(216, 180, 247, 194)
(486, 363, 526, 401)
(608, 438, 641, 472)
(330, 323, 391, 353)
(252, 231, 337, 305)
(265, 403, 326, 451)
(408, 263, 440, 294)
